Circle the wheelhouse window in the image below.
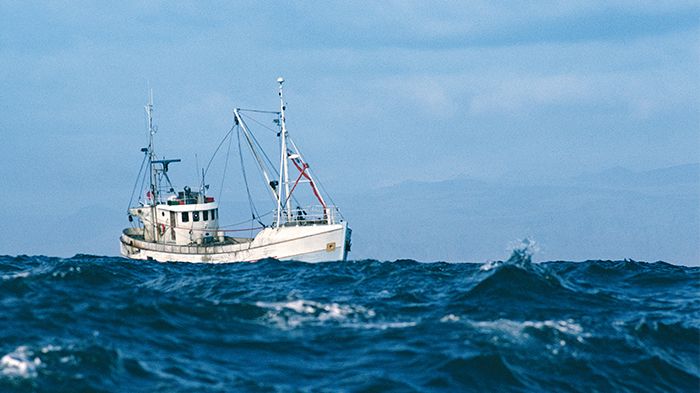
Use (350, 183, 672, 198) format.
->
(193, 211, 200, 222)
(181, 212, 189, 222)
(203, 210, 209, 221)
(211, 209, 217, 220)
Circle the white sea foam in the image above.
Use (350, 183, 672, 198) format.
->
(507, 238, 540, 257)
(479, 260, 503, 271)
(522, 319, 583, 335)
(440, 314, 460, 322)
(51, 266, 80, 278)
(256, 299, 417, 330)
(465, 318, 589, 345)
(1, 271, 30, 280)
(349, 321, 418, 330)
(255, 299, 420, 330)
(257, 299, 378, 329)
(40, 344, 62, 354)
(258, 299, 375, 319)
(376, 289, 392, 298)
(0, 346, 41, 379)
(479, 238, 540, 271)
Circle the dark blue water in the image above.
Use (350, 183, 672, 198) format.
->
(0, 251, 698, 392)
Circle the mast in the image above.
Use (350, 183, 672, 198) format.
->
(277, 77, 293, 225)
(145, 89, 159, 240)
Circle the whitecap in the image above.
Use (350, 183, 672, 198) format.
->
(0, 346, 41, 379)
(479, 260, 502, 272)
(522, 319, 584, 335)
(256, 299, 376, 329)
(349, 321, 418, 330)
(40, 344, 62, 354)
(1, 271, 30, 280)
(466, 318, 589, 344)
(506, 237, 540, 264)
(440, 314, 460, 322)
(254, 299, 421, 331)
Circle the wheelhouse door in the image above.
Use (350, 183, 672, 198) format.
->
(169, 211, 177, 241)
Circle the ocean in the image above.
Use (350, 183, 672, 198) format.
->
(0, 250, 698, 392)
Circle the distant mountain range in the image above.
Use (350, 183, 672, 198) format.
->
(2, 164, 698, 265)
(570, 163, 699, 188)
(338, 163, 699, 264)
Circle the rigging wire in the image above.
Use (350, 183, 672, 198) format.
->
(236, 114, 289, 213)
(239, 112, 307, 210)
(127, 152, 148, 212)
(237, 108, 280, 115)
(240, 112, 280, 135)
(218, 123, 234, 202)
(218, 210, 274, 228)
(129, 108, 337, 230)
(240, 113, 280, 175)
(238, 127, 266, 227)
(311, 168, 344, 220)
(204, 124, 235, 178)
(288, 136, 344, 220)
(137, 158, 149, 206)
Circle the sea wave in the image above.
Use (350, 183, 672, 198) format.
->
(0, 251, 697, 392)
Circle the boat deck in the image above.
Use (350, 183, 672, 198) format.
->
(122, 228, 253, 252)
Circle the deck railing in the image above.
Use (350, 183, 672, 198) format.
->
(274, 205, 341, 227)
(122, 228, 249, 255)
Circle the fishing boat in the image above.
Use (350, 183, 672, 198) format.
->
(120, 78, 351, 263)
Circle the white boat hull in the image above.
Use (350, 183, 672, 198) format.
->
(120, 222, 351, 263)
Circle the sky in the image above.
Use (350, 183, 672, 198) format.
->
(1, 1, 698, 261)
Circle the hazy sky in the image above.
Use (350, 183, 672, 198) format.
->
(1, 2, 698, 258)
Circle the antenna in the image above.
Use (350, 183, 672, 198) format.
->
(195, 152, 200, 184)
(145, 89, 157, 207)
(201, 168, 207, 197)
